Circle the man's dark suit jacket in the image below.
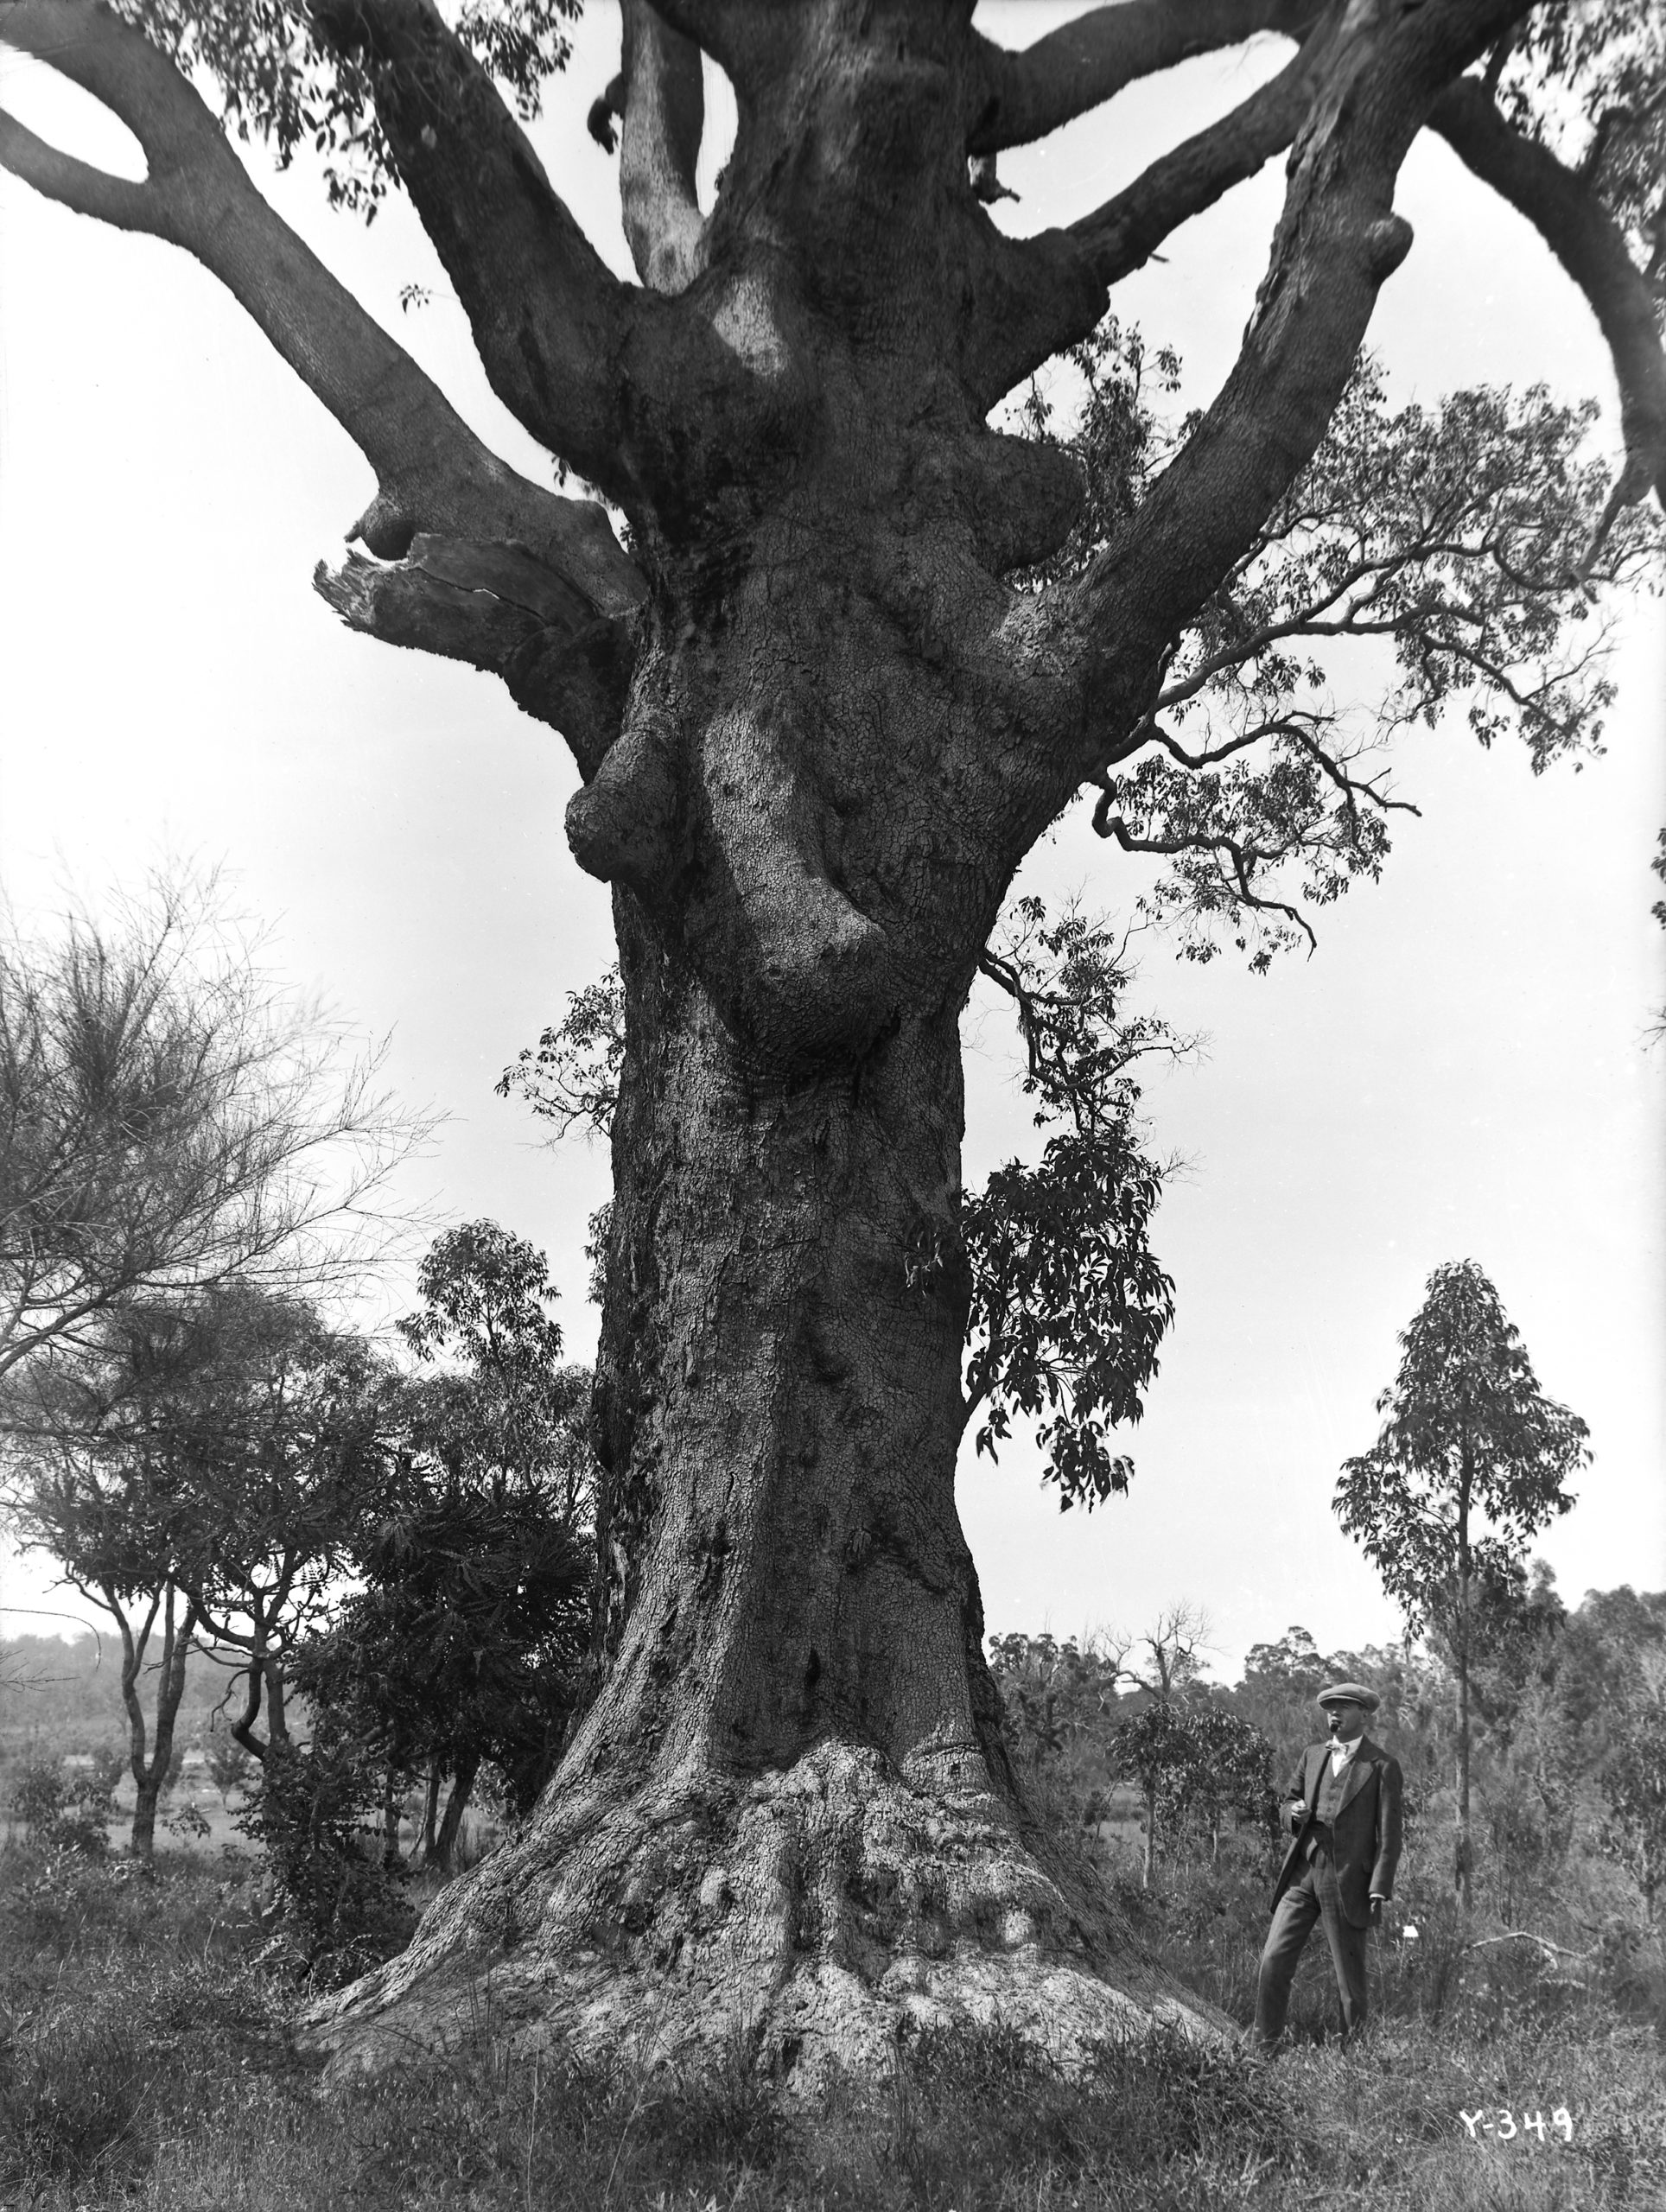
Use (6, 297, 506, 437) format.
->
(1271, 1734, 1404, 1930)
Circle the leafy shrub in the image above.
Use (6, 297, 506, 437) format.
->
(236, 1736, 413, 1986)
(5, 1756, 112, 1855)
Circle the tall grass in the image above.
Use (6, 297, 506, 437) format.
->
(2, 1838, 1661, 2210)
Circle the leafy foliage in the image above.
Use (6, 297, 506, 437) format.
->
(496, 972, 624, 1141)
(1108, 1700, 1275, 1877)
(1022, 336, 1663, 969)
(235, 1734, 413, 1982)
(112, 1, 581, 216)
(963, 899, 1178, 1510)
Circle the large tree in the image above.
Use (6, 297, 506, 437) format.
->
(0, 0, 1660, 2078)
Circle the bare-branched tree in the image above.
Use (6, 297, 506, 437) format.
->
(0, 870, 423, 1383)
(0, 0, 1661, 2075)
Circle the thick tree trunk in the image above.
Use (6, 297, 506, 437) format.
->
(307, 897, 1209, 2077)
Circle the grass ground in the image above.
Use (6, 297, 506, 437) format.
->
(0, 1840, 1660, 2211)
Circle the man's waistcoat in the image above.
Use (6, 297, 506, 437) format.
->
(1271, 1733, 1404, 1930)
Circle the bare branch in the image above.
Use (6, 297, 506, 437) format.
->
(0, 3, 627, 588)
(620, 0, 706, 294)
(0, 1, 645, 743)
(965, 21, 1338, 406)
(1429, 75, 1666, 545)
(968, 0, 1320, 156)
(308, 0, 634, 486)
(1071, 24, 1338, 289)
(0, 103, 154, 226)
(315, 537, 639, 778)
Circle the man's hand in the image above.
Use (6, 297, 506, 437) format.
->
(1369, 1896, 1385, 1928)
(1288, 1797, 1307, 1818)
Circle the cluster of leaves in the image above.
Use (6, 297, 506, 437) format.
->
(1009, 315, 1184, 587)
(3, 1756, 114, 1856)
(0, 873, 401, 1387)
(1103, 366, 1661, 968)
(1019, 324, 1662, 972)
(987, 1630, 1124, 1765)
(963, 899, 1180, 1510)
(1334, 1257, 1591, 1646)
(495, 973, 624, 1141)
(112, 1, 581, 215)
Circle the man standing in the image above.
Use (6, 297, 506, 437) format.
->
(1251, 1681, 1403, 2050)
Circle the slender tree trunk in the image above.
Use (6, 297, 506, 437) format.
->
(382, 1766, 403, 1871)
(1456, 1443, 1472, 1910)
(115, 1580, 200, 1857)
(421, 1762, 442, 1863)
(429, 1751, 482, 1875)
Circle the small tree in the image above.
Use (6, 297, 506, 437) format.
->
(1107, 1697, 1273, 1885)
(2, 1308, 205, 1855)
(298, 1224, 593, 1871)
(0, 871, 416, 1382)
(1335, 1259, 1589, 1907)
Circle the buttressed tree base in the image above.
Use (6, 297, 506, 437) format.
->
(3, 0, 1660, 2080)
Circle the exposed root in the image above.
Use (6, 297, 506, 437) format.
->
(301, 1739, 1229, 2088)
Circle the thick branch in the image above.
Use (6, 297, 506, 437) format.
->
(620, 0, 705, 294)
(0, 0, 645, 750)
(1065, 0, 1533, 768)
(1071, 25, 1337, 288)
(315, 537, 640, 778)
(965, 23, 1336, 406)
(1429, 76, 1666, 522)
(968, 0, 1320, 156)
(310, 0, 633, 490)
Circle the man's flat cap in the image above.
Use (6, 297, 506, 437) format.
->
(1316, 1681, 1379, 1711)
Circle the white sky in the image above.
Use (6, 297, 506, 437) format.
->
(1, 4, 1662, 1677)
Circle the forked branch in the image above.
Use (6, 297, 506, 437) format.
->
(0, 0, 645, 756)
(307, 0, 634, 487)
(1071, 21, 1339, 288)
(967, 15, 1339, 405)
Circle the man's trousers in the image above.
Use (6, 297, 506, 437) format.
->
(1252, 1854, 1370, 2047)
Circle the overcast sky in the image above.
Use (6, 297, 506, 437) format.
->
(2, 3, 1662, 1677)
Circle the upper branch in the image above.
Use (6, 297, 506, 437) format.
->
(1063, 0, 1533, 769)
(619, 0, 706, 293)
(0, 1, 645, 760)
(1071, 22, 1338, 288)
(309, 0, 636, 492)
(965, 22, 1338, 405)
(1429, 75, 1666, 531)
(968, 0, 1320, 156)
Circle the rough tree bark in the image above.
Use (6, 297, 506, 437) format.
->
(2, 0, 1659, 2080)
